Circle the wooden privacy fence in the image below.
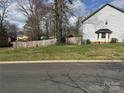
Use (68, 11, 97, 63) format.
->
(13, 37, 82, 48)
(66, 37, 82, 45)
(13, 39, 57, 48)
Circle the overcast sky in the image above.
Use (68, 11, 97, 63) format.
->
(6, 0, 124, 29)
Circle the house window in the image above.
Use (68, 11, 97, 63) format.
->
(101, 33, 106, 38)
(105, 21, 108, 25)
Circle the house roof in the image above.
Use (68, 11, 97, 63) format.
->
(95, 28, 112, 34)
(82, 4, 124, 23)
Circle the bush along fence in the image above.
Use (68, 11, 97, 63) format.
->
(13, 37, 82, 48)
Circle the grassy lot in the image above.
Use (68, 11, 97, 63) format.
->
(0, 43, 124, 61)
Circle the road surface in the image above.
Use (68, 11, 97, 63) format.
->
(0, 62, 124, 93)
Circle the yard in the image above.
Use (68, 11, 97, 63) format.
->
(0, 43, 124, 61)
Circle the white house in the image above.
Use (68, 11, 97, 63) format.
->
(81, 4, 124, 43)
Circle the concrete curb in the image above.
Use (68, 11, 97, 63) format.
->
(0, 60, 124, 64)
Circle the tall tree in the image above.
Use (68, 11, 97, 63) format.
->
(53, 0, 73, 44)
(2, 20, 18, 40)
(17, 0, 47, 40)
(7, 23, 18, 39)
(0, 0, 10, 33)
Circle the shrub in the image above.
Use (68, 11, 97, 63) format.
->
(86, 39, 91, 44)
(83, 39, 91, 45)
(111, 38, 118, 43)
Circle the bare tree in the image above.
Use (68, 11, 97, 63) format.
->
(53, 0, 73, 44)
(0, 0, 10, 33)
(17, 0, 48, 40)
(6, 22, 18, 39)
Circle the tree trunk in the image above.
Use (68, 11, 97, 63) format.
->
(54, 0, 65, 45)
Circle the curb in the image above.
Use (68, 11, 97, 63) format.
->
(0, 60, 124, 64)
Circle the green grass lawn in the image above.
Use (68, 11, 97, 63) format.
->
(0, 43, 124, 61)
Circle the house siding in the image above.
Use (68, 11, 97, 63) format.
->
(82, 5, 124, 42)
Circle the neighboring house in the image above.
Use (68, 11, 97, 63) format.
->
(0, 32, 9, 47)
(82, 4, 124, 43)
(17, 35, 29, 41)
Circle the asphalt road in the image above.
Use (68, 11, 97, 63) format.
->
(0, 62, 124, 93)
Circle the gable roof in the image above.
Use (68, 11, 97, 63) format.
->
(82, 4, 124, 23)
